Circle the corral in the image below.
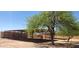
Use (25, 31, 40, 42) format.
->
(0, 30, 27, 40)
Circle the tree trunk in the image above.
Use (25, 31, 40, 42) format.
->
(67, 36, 73, 42)
(50, 11, 56, 45)
(50, 29, 55, 45)
(48, 26, 55, 45)
(31, 33, 33, 38)
(66, 36, 73, 48)
(48, 11, 56, 45)
(31, 30, 34, 38)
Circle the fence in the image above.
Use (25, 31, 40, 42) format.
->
(0, 30, 27, 40)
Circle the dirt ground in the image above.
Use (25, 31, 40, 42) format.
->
(0, 36, 79, 48)
(0, 38, 37, 48)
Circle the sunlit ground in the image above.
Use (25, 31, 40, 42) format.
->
(0, 36, 79, 48)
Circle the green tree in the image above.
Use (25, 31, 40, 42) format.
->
(58, 21, 79, 42)
(27, 11, 78, 45)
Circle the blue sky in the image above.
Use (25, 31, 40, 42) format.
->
(0, 11, 79, 31)
(0, 11, 40, 31)
(73, 11, 79, 21)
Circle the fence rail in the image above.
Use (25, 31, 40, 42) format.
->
(0, 31, 27, 40)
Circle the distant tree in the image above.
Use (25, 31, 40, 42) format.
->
(27, 11, 78, 45)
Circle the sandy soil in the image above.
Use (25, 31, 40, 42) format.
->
(0, 37, 79, 48)
(0, 38, 37, 48)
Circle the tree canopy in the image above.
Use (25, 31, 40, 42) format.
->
(27, 11, 79, 45)
(27, 11, 79, 35)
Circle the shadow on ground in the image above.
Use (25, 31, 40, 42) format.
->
(1, 36, 65, 43)
(73, 45, 79, 48)
(56, 41, 79, 48)
(55, 38, 67, 40)
(1, 37, 56, 43)
(2, 37, 79, 48)
(71, 41, 79, 48)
